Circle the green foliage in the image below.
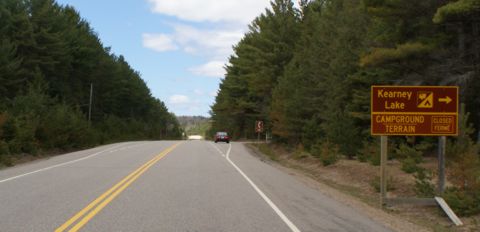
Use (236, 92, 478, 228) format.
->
(311, 140, 340, 166)
(401, 157, 420, 174)
(360, 42, 432, 67)
(446, 105, 476, 161)
(0, 140, 12, 167)
(38, 104, 96, 149)
(322, 110, 361, 159)
(0, 0, 182, 163)
(446, 105, 480, 193)
(414, 168, 435, 197)
(292, 143, 309, 160)
(256, 143, 279, 161)
(442, 106, 480, 216)
(443, 187, 480, 216)
(211, 0, 301, 139)
(0, 155, 13, 167)
(433, 0, 480, 23)
(395, 143, 423, 173)
(358, 139, 381, 166)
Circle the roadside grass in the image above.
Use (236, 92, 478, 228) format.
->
(250, 143, 279, 161)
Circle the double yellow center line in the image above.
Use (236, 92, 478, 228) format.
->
(56, 142, 181, 232)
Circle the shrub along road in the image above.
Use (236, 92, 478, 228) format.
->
(0, 141, 393, 232)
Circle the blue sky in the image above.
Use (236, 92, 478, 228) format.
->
(54, 0, 274, 116)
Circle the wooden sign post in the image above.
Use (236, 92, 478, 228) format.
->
(255, 121, 264, 141)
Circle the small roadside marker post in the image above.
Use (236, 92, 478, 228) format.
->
(380, 136, 388, 206)
(438, 136, 446, 193)
(255, 121, 264, 142)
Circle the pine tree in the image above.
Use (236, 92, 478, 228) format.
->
(211, 0, 300, 138)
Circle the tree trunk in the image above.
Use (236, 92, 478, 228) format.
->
(458, 23, 466, 59)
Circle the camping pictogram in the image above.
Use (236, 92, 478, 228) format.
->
(417, 92, 434, 108)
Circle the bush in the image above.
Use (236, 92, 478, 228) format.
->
(0, 140, 13, 167)
(2, 82, 51, 155)
(358, 140, 381, 166)
(401, 157, 421, 174)
(395, 143, 424, 174)
(442, 107, 480, 216)
(4, 116, 39, 154)
(446, 108, 480, 195)
(292, 143, 308, 160)
(311, 140, 340, 166)
(443, 188, 480, 216)
(0, 140, 9, 155)
(322, 110, 361, 159)
(38, 103, 95, 149)
(395, 143, 423, 163)
(0, 154, 13, 167)
(414, 168, 435, 197)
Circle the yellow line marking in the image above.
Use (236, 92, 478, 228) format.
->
(55, 154, 158, 232)
(56, 143, 181, 232)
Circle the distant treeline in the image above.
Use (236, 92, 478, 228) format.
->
(210, 0, 480, 150)
(0, 0, 181, 164)
(177, 116, 210, 137)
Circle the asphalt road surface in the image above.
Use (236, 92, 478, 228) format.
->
(0, 141, 393, 232)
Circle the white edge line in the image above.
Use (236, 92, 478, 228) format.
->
(210, 143, 226, 157)
(210, 142, 301, 232)
(0, 142, 146, 184)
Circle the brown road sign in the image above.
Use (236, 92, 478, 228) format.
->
(371, 86, 458, 136)
(255, 121, 264, 133)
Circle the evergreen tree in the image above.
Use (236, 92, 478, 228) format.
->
(211, 0, 300, 138)
(0, 0, 182, 163)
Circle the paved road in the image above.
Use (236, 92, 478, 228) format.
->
(0, 141, 392, 232)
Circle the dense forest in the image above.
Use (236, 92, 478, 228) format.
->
(210, 0, 480, 215)
(0, 0, 182, 166)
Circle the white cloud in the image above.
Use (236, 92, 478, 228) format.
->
(173, 24, 243, 59)
(169, 94, 190, 104)
(145, 0, 275, 80)
(144, 24, 243, 59)
(142, 33, 178, 52)
(209, 91, 218, 97)
(147, 0, 271, 24)
(190, 61, 226, 78)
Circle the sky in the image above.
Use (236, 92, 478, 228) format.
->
(54, 0, 275, 116)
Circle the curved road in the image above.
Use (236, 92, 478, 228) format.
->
(0, 141, 392, 232)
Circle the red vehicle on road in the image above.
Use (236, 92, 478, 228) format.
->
(214, 132, 230, 143)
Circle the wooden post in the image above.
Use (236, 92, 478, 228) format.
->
(438, 136, 446, 194)
(380, 136, 388, 206)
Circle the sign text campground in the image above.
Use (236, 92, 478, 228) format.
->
(371, 86, 458, 136)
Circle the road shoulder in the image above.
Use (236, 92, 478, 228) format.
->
(243, 142, 430, 232)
